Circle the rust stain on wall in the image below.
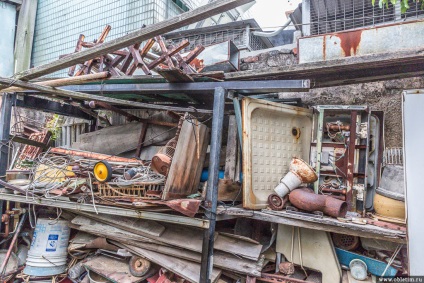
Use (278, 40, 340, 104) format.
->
(336, 30, 363, 57)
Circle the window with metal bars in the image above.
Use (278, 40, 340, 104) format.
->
(309, 0, 424, 35)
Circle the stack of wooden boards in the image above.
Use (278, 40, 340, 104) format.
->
(68, 211, 263, 282)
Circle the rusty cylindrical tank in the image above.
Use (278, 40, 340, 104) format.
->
(289, 188, 348, 218)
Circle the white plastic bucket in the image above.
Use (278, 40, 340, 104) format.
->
(24, 219, 71, 276)
(274, 171, 302, 197)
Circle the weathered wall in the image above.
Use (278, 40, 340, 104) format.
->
(240, 49, 424, 148)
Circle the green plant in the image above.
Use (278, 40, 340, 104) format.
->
(372, 0, 424, 13)
(46, 114, 62, 141)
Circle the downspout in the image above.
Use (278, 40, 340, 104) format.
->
(252, 18, 292, 38)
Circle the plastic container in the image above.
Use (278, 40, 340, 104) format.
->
(24, 219, 71, 276)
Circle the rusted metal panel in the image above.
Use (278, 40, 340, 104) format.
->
(299, 20, 424, 63)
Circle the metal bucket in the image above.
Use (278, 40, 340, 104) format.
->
(274, 171, 302, 197)
(24, 219, 71, 276)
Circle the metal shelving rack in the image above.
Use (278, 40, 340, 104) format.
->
(0, 79, 311, 282)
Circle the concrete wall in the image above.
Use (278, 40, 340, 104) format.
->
(240, 49, 424, 148)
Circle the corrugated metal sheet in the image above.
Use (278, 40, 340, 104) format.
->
(31, 0, 185, 77)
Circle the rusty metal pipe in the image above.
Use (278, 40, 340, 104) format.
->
(327, 195, 346, 201)
(326, 124, 351, 131)
(50, 148, 144, 164)
(289, 188, 348, 218)
(0, 212, 27, 280)
(321, 187, 347, 195)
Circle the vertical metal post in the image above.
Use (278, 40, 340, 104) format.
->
(0, 93, 14, 179)
(314, 108, 324, 194)
(200, 87, 226, 283)
(0, 93, 14, 236)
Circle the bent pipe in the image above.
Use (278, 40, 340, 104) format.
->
(289, 188, 348, 218)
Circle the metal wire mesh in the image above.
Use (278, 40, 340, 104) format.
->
(166, 26, 268, 52)
(31, 0, 186, 77)
(309, 0, 424, 35)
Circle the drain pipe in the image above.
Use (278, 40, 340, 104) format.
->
(252, 18, 292, 38)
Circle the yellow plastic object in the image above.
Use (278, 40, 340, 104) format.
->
(374, 193, 406, 222)
(34, 164, 75, 183)
(93, 161, 112, 182)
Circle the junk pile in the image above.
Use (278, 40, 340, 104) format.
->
(62, 24, 240, 83)
(1, 211, 263, 282)
(0, 35, 407, 281)
(2, 112, 209, 218)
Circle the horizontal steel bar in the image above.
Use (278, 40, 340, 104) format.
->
(15, 95, 92, 120)
(0, 193, 209, 229)
(33, 80, 311, 95)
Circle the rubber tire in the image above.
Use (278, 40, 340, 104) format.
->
(93, 161, 113, 182)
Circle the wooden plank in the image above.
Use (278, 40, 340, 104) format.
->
(115, 240, 261, 277)
(256, 210, 406, 243)
(157, 67, 194, 83)
(74, 211, 165, 237)
(162, 119, 209, 199)
(1, 72, 109, 93)
(71, 122, 175, 156)
(217, 179, 242, 202)
(13, 0, 254, 80)
(73, 214, 262, 260)
(70, 216, 156, 243)
(14, 0, 38, 73)
(120, 243, 222, 283)
(135, 123, 148, 157)
(214, 233, 262, 261)
(224, 115, 237, 180)
(0, 76, 213, 113)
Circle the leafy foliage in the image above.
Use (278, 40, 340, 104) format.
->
(372, 0, 423, 13)
(46, 114, 62, 141)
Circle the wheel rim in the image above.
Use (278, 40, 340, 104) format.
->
(94, 162, 109, 182)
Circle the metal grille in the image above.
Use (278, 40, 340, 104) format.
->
(249, 33, 268, 51)
(31, 0, 185, 77)
(310, 0, 397, 35)
(166, 29, 249, 53)
(403, 1, 424, 19)
(310, 0, 424, 36)
(165, 25, 269, 52)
